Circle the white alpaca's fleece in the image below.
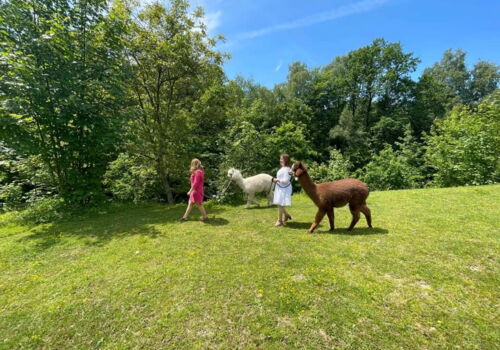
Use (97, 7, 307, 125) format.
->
(227, 168, 274, 208)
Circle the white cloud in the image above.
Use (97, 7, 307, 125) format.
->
(275, 60, 283, 72)
(203, 10, 222, 33)
(237, 0, 390, 40)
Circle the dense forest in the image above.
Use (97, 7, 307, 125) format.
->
(0, 0, 499, 217)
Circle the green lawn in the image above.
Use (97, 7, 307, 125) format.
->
(1, 185, 499, 349)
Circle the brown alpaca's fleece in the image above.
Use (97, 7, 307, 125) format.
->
(290, 161, 372, 233)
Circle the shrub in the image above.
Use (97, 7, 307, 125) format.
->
(0, 182, 23, 211)
(103, 153, 161, 202)
(0, 144, 56, 210)
(308, 149, 352, 183)
(361, 128, 426, 190)
(425, 91, 500, 186)
(17, 196, 67, 224)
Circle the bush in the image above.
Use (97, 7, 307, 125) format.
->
(103, 153, 161, 202)
(0, 144, 56, 210)
(266, 122, 316, 165)
(361, 128, 426, 190)
(425, 91, 500, 186)
(17, 196, 67, 224)
(308, 149, 352, 183)
(0, 182, 23, 211)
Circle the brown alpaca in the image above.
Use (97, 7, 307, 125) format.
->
(290, 161, 372, 233)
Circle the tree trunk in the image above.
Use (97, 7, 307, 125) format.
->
(162, 176, 174, 205)
(156, 158, 174, 204)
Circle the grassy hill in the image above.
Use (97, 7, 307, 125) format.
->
(1, 185, 499, 349)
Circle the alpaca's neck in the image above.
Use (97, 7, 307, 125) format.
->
(232, 174, 246, 190)
(298, 173, 320, 205)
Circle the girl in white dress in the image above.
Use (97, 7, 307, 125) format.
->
(272, 154, 293, 226)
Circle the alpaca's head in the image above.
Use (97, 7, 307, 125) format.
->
(227, 168, 242, 179)
(290, 161, 307, 180)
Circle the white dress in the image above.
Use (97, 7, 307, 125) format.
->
(273, 166, 292, 206)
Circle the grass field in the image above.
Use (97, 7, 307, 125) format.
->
(1, 185, 499, 349)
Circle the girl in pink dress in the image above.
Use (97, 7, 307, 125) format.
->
(180, 158, 209, 222)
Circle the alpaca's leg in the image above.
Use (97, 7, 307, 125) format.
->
(360, 204, 372, 228)
(308, 208, 326, 233)
(348, 204, 361, 231)
(245, 193, 252, 209)
(247, 192, 258, 208)
(326, 207, 335, 231)
(267, 191, 273, 206)
(252, 193, 260, 206)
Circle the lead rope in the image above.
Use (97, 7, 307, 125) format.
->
(214, 178, 233, 202)
(268, 178, 276, 197)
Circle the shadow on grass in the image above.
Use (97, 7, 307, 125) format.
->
(285, 221, 388, 235)
(19, 202, 227, 250)
(243, 205, 274, 210)
(204, 217, 229, 226)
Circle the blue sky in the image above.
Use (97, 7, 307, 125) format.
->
(192, 0, 499, 87)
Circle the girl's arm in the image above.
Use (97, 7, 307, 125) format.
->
(193, 170, 203, 188)
(277, 168, 291, 186)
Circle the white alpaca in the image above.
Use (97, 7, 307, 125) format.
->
(227, 168, 274, 208)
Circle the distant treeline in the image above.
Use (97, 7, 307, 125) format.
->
(0, 0, 499, 214)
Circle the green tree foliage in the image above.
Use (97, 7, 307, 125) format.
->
(103, 152, 160, 202)
(423, 49, 499, 105)
(411, 73, 451, 136)
(469, 61, 500, 102)
(361, 127, 425, 190)
(1, 0, 498, 210)
(0, 143, 55, 210)
(0, 0, 129, 202)
(221, 121, 269, 175)
(425, 91, 500, 187)
(305, 59, 347, 154)
(327, 39, 419, 166)
(266, 122, 315, 166)
(308, 149, 352, 183)
(124, 0, 226, 203)
(424, 49, 470, 103)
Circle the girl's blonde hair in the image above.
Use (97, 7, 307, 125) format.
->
(190, 158, 204, 173)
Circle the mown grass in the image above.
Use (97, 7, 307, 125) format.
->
(1, 185, 499, 349)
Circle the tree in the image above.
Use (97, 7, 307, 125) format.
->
(342, 38, 419, 128)
(305, 58, 347, 155)
(266, 122, 315, 166)
(308, 149, 352, 183)
(423, 49, 499, 104)
(410, 73, 451, 136)
(0, 0, 129, 202)
(328, 39, 419, 167)
(469, 61, 500, 102)
(424, 49, 469, 103)
(361, 127, 425, 190)
(282, 62, 313, 100)
(125, 0, 227, 203)
(425, 91, 500, 187)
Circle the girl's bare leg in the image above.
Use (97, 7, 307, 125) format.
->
(196, 203, 208, 220)
(283, 207, 292, 221)
(275, 206, 284, 226)
(182, 202, 194, 219)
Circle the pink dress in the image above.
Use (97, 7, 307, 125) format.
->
(189, 170, 204, 204)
